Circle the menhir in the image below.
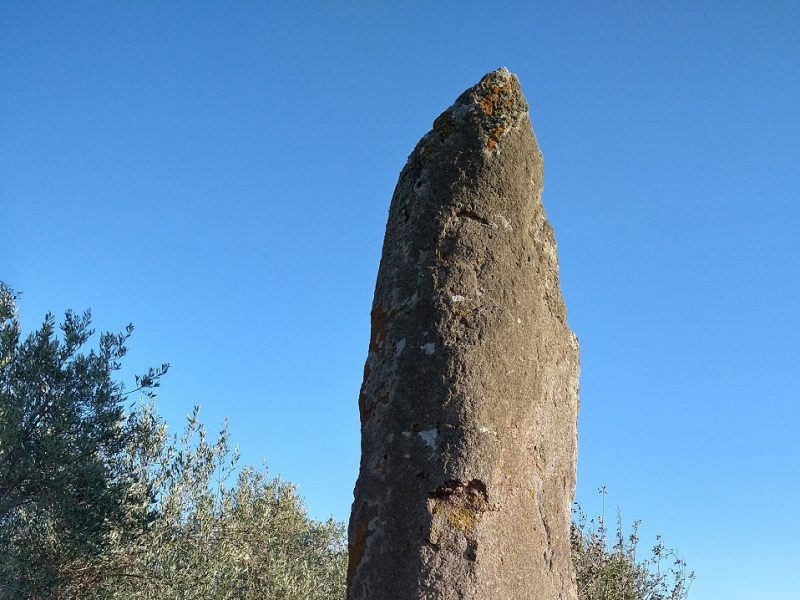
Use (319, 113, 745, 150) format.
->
(348, 67, 580, 600)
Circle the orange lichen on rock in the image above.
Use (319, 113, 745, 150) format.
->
(478, 74, 516, 117)
(433, 110, 455, 141)
(347, 519, 369, 588)
(486, 125, 508, 150)
(359, 391, 388, 424)
(368, 304, 389, 353)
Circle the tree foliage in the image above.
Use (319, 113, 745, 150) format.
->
(0, 284, 345, 599)
(0, 283, 167, 598)
(81, 405, 347, 600)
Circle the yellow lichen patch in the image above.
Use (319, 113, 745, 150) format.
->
(447, 506, 479, 530)
(486, 137, 497, 151)
(429, 479, 489, 532)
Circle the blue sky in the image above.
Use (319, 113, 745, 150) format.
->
(2, 2, 798, 598)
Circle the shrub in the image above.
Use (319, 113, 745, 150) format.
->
(571, 487, 694, 600)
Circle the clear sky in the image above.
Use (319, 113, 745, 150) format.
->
(2, 2, 798, 598)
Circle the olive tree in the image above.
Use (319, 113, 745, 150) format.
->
(0, 284, 346, 600)
(81, 405, 347, 600)
(0, 282, 167, 598)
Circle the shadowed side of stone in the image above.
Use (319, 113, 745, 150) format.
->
(347, 68, 579, 600)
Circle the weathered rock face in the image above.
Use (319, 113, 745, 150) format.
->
(347, 68, 579, 600)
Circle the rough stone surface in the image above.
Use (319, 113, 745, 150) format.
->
(347, 68, 579, 600)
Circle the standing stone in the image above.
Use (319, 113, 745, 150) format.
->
(347, 68, 579, 599)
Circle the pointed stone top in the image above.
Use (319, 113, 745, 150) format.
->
(454, 67, 527, 120)
(416, 67, 531, 158)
